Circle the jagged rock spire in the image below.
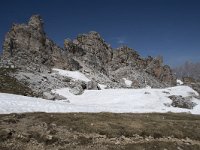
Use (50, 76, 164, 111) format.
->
(28, 15, 44, 32)
(1, 15, 81, 72)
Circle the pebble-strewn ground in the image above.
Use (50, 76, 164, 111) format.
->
(0, 113, 200, 150)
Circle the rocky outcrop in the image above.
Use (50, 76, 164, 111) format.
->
(64, 31, 113, 75)
(1, 15, 83, 96)
(2, 15, 80, 73)
(109, 46, 141, 70)
(1, 14, 177, 97)
(43, 92, 67, 101)
(64, 34, 176, 88)
(145, 57, 176, 86)
(13, 71, 70, 96)
(182, 77, 200, 97)
(168, 95, 197, 109)
(87, 80, 100, 90)
(68, 80, 85, 95)
(107, 46, 176, 88)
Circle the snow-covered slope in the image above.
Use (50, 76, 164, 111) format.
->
(0, 86, 199, 114)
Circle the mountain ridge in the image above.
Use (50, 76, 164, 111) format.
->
(0, 15, 176, 97)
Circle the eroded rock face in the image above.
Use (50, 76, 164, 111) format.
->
(2, 15, 80, 73)
(1, 15, 83, 96)
(64, 31, 113, 74)
(108, 46, 176, 88)
(109, 46, 140, 71)
(64, 32, 176, 88)
(1, 14, 177, 95)
(145, 57, 176, 85)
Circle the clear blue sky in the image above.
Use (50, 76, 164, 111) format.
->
(0, 0, 200, 67)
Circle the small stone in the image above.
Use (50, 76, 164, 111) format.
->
(0, 129, 13, 141)
(46, 135, 53, 140)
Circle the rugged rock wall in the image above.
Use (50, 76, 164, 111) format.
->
(1, 15, 176, 91)
(2, 15, 80, 73)
(108, 47, 176, 88)
(64, 31, 113, 75)
(64, 34, 176, 88)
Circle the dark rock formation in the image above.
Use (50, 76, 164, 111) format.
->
(2, 15, 81, 73)
(109, 46, 140, 71)
(64, 31, 113, 74)
(145, 57, 176, 86)
(64, 34, 176, 88)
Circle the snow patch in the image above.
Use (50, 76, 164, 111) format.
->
(0, 86, 200, 114)
(52, 68, 90, 82)
(98, 84, 107, 90)
(123, 78, 132, 87)
(177, 79, 183, 85)
(145, 85, 152, 89)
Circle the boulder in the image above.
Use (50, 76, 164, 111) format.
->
(69, 86, 83, 95)
(43, 92, 67, 100)
(69, 80, 84, 95)
(54, 94, 67, 100)
(87, 80, 100, 90)
(0, 129, 14, 141)
(43, 92, 55, 100)
(168, 95, 197, 109)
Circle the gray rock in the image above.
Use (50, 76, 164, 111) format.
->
(69, 80, 84, 95)
(64, 31, 113, 75)
(1, 14, 178, 97)
(168, 95, 197, 109)
(69, 86, 83, 95)
(14, 71, 70, 96)
(43, 92, 67, 100)
(2, 15, 81, 73)
(43, 92, 55, 100)
(87, 80, 99, 90)
(54, 94, 67, 100)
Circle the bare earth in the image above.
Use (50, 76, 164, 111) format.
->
(0, 113, 200, 150)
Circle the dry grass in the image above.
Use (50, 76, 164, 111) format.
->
(0, 112, 200, 150)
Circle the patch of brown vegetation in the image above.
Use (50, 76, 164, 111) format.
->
(0, 113, 200, 150)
